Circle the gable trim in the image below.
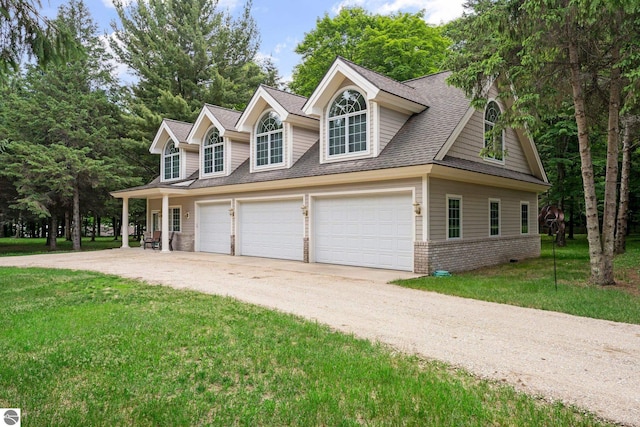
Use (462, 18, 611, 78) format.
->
(150, 122, 180, 154)
(433, 105, 475, 161)
(237, 86, 289, 133)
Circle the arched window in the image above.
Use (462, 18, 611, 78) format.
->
(256, 111, 283, 166)
(328, 89, 367, 156)
(203, 127, 224, 174)
(484, 100, 504, 161)
(163, 140, 180, 180)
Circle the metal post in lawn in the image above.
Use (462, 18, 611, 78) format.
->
(552, 232, 557, 291)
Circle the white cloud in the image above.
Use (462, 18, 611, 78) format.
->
(330, 0, 464, 24)
(101, 0, 135, 8)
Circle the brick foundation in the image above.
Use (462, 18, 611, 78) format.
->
(303, 237, 309, 263)
(415, 235, 540, 275)
(230, 235, 235, 256)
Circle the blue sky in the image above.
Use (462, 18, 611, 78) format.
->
(41, 0, 465, 83)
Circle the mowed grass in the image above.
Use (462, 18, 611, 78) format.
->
(396, 235, 640, 325)
(0, 268, 609, 426)
(0, 236, 138, 256)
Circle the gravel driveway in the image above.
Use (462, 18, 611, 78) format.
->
(1, 249, 639, 426)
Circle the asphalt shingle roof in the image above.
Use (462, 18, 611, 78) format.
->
(203, 104, 242, 131)
(340, 57, 429, 106)
(120, 67, 546, 195)
(164, 119, 193, 143)
(262, 85, 313, 119)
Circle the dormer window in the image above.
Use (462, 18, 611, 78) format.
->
(163, 140, 180, 180)
(484, 100, 504, 162)
(256, 111, 283, 167)
(328, 89, 367, 156)
(203, 127, 224, 174)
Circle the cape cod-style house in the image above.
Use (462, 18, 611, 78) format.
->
(112, 57, 549, 274)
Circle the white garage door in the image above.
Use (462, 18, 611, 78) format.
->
(198, 203, 231, 254)
(238, 199, 303, 261)
(313, 193, 413, 271)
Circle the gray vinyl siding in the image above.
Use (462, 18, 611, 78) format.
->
(184, 151, 199, 178)
(447, 109, 531, 175)
(379, 106, 410, 153)
(147, 197, 195, 235)
(292, 126, 319, 164)
(428, 178, 538, 241)
(229, 140, 249, 173)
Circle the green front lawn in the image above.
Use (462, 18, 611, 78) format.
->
(395, 235, 640, 324)
(0, 236, 138, 256)
(0, 268, 609, 426)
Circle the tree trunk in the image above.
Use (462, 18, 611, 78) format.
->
(48, 214, 57, 251)
(65, 210, 71, 241)
(14, 215, 21, 238)
(97, 216, 101, 237)
(91, 212, 97, 242)
(72, 183, 82, 251)
(112, 216, 119, 240)
(599, 43, 622, 284)
(615, 115, 637, 254)
(568, 40, 609, 285)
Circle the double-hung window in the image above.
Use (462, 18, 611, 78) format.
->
(484, 100, 504, 162)
(447, 196, 462, 239)
(163, 141, 180, 180)
(203, 127, 224, 174)
(328, 89, 367, 157)
(256, 111, 283, 167)
(169, 207, 181, 232)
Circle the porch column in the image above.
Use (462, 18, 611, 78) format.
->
(161, 194, 170, 252)
(121, 197, 130, 248)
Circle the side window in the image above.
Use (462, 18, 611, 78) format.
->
(255, 111, 283, 167)
(484, 100, 504, 162)
(489, 199, 500, 236)
(521, 202, 529, 234)
(447, 195, 462, 239)
(328, 89, 367, 157)
(203, 127, 224, 174)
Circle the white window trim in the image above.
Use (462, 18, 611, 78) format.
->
(151, 210, 160, 232)
(446, 194, 462, 240)
(483, 99, 505, 165)
(324, 86, 370, 162)
(489, 198, 501, 237)
(161, 139, 182, 182)
(520, 201, 530, 235)
(201, 126, 226, 178)
(253, 109, 285, 172)
(169, 205, 182, 232)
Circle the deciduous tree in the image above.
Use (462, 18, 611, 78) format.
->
(290, 7, 449, 97)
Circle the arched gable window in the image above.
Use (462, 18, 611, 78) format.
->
(484, 100, 504, 161)
(163, 140, 180, 180)
(256, 111, 283, 166)
(328, 89, 367, 156)
(203, 127, 224, 174)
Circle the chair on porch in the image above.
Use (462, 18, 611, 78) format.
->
(143, 231, 161, 250)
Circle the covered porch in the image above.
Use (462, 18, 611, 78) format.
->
(111, 187, 189, 253)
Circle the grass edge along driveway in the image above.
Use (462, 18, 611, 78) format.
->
(0, 267, 611, 426)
